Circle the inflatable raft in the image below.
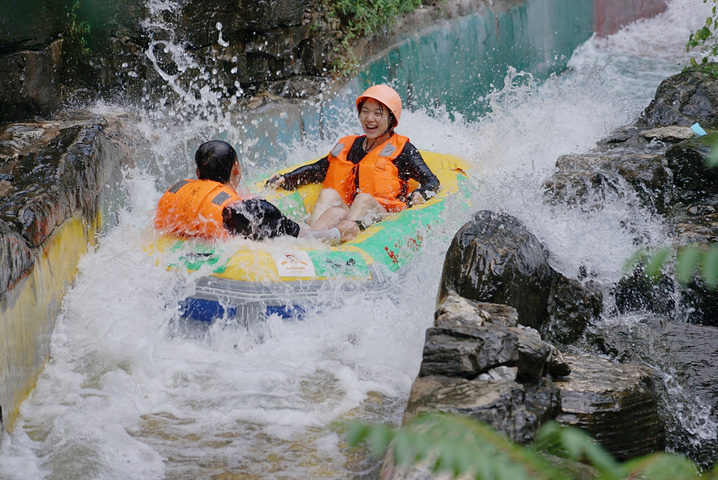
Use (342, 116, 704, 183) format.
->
(148, 151, 471, 323)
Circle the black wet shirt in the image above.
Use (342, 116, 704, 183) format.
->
(222, 198, 300, 241)
(281, 136, 440, 203)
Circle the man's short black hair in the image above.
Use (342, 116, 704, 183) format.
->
(195, 140, 238, 183)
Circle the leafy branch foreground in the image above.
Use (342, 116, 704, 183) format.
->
(687, 0, 718, 67)
(346, 413, 715, 480)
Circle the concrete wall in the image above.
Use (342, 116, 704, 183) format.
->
(0, 216, 98, 430)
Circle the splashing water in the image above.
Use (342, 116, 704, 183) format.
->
(0, 0, 714, 478)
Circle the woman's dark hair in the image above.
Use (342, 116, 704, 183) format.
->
(195, 140, 238, 183)
(357, 99, 397, 131)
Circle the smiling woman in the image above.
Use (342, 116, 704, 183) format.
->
(265, 84, 440, 231)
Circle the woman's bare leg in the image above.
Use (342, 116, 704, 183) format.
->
(311, 188, 349, 224)
(348, 193, 387, 228)
(311, 206, 350, 230)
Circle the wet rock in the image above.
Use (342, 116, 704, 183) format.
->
(0, 220, 34, 294)
(0, 41, 64, 121)
(404, 375, 561, 445)
(639, 66, 718, 129)
(640, 126, 696, 143)
(611, 266, 676, 316)
(544, 276, 603, 345)
(2, 123, 89, 247)
(478, 365, 518, 381)
(0, 116, 128, 295)
(434, 294, 519, 329)
(679, 279, 718, 326)
(433, 294, 572, 379)
(438, 210, 555, 330)
(554, 354, 665, 461)
(671, 210, 718, 245)
(510, 325, 559, 380)
(586, 317, 718, 466)
(438, 211, 600, 339)
(407, 294, 568, 447)
(665, 133, 718, 204)
(595, 125, 653, 152)
(420, 325, 520, 379)
(544, 152, 672, 214)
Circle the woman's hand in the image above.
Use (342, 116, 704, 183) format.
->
(265, 173, 285, 188)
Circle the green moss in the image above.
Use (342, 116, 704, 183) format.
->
(319, 0, 427, 75)
(63, 0, 91, 67)
(331, 0, 424, 37)
(682, 62, 718, 78)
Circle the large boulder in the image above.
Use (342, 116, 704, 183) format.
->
(554, 354, 665, 461)
(639, 66, 718, 129)
(586, 317, 718, 467)
(405, 294, 568, 445)
(438, 210, 555, 331)
(438, 210, 600, 341)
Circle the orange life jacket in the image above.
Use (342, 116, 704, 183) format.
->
(323, 134, 409, 212)
(154, 179, 244, 240)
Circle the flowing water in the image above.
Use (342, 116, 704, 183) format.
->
(0, 0, 713, 478)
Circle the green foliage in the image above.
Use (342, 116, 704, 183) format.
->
(346, 413, 716, 480)
(687, 0, 718, 67)
(320, 0, 425, 75)
(347, 413, 561, 479)
(626, 244, 718, 290)
(332, 0, 423, 38)
(63, 0, 91, 67)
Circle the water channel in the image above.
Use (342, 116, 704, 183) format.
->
(0, 0, 712, 478)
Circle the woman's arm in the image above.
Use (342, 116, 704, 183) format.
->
(395, 143, 440, 204)
(265, 156, 330, 189)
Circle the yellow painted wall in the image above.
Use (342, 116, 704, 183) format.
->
(0, 215, 98, 430)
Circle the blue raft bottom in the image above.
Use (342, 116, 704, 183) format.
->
(178, 264, 398, 324)
(180, 297, 306, 323)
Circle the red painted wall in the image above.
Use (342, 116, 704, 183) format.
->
(595, 0, 668, 36)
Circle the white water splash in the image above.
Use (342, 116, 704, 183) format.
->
(0, 0, 713, 478)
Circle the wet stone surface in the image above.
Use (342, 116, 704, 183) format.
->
(438, 210, 602, 341)
(554, 354, 665, 461)
(0, 116, 129, 296)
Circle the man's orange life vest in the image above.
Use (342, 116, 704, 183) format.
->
(154, 179, 244, 239)
(323, 134, 409, 212)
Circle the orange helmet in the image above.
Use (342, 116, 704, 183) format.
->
(356, 85, 402, 127)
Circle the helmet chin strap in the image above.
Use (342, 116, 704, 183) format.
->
(365, 129, 393, 151)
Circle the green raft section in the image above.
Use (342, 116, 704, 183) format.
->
(150, 151, 472, 322)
